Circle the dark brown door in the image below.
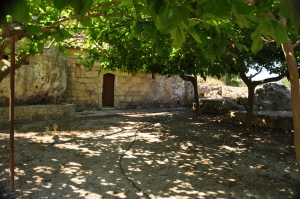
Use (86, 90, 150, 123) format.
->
(102, 73, 115, 107)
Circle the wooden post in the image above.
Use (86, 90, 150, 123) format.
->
(9, 35, 15, 192)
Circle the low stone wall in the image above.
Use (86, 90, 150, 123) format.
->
(0, 104, 75, 125)
(220, 111, 293, 130)
(201, 98, 293, 129)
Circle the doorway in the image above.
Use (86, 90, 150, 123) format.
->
(102, 73, 115, 107)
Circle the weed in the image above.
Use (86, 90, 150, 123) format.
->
(45, 126, 51, 135)
(53, 123, 58, 132)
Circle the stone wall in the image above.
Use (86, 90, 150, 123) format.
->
(0, 104, 75, 125)
(220, 110, 293, 129)
(0, 47, 67, 105)
(62, 49, 190, 110)
(0, 47, 193, 111)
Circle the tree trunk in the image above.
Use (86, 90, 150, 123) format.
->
(181, 74, 201, 117)
(281, 39, 300, 172)
(192, 76, 201, 117)
(244, 85, 255, 134)
(238, 67, 286, 134)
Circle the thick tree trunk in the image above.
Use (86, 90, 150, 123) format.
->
(281, 39, 300, 172)
(244, 85, 255, 134)
(181, 74, 201, 117)
(238, 67, 287, 134)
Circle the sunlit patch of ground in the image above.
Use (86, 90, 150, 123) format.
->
(0, 110, 299, 198)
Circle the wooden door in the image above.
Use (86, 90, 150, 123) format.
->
(102, 73, 115, 107)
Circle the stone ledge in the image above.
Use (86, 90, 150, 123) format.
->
(220, 110, 293, 130)
(201, 98, 245, 114)
(0, 104, 75, 125)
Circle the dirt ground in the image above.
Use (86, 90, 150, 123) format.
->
(0, 109, 299, 199)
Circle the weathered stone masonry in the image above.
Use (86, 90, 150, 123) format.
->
(61, 49, 191, 110)
(0, 47, 193, 111)
(0, 104, 75, 125)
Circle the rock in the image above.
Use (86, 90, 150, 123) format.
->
(199, 84, 248, 99)
(201, 98, 245, 114)
(222, 86, 248, 98)
(0, 47, 67, 105)
(237, 83, 291, 111)
(199, 84, 223, 98)
(154, 123, 161, 127)
(254, 83, 291, 111)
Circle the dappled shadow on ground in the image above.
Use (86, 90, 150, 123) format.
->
(0, 110, 299, 198)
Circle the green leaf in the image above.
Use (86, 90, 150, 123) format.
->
(251, 29, 263, 54)
(61, 30, 73, 40)
(170, 27, 184, 48)
(68, 0, 82, 15)
(122, 0, 132, 5)
(230, 0, 250, 28)
(155, 46, 163, 55)
(229, 0, 252, 15)
(259, 19, 287, 45)
(81, 18, 93, 27)
(11, 0, 29, 24)
(37, 43, 44, 52)
(54, 0, 68, 10)
(26, 25, 41, 36)
(29, 48, 36, 56)
(189, 19, 198, 27)
(31, 0, 41, 6)
(234, 42, 246, 51)
(81, 0, 93, 16)
(55, 31, 65, 42)
(202, 0, 231, 17)
(173, 7, 190, 26)
(186, 26, 201, 43)
(232, 9, 249, 28)
(278, 1, 292, 19)
(254, 0, 273, 11)
(148, 26, 157, 38)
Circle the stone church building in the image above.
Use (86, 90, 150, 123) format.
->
(0, 47, 194, 111)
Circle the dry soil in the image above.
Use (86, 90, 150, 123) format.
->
(0, 109, 299, 198)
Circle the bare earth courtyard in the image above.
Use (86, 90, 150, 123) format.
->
(0, 109, 299, 198)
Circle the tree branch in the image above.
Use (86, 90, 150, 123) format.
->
(247, 67, 262, 79)
(41, 12, 105, 33)
(293, 40, 300, 48)
(0, 53, 30, 82)
(181, 74, 195, 82)
(0, 38, 12, 53)
(44, 39, 55, 50)
(1, 21, 10, 38)
(253, 70, 288, 86)
(238, 67, 252, 86)
(90, 2, 117, 12)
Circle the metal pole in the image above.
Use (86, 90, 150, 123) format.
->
(9, 35, 15, 192)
